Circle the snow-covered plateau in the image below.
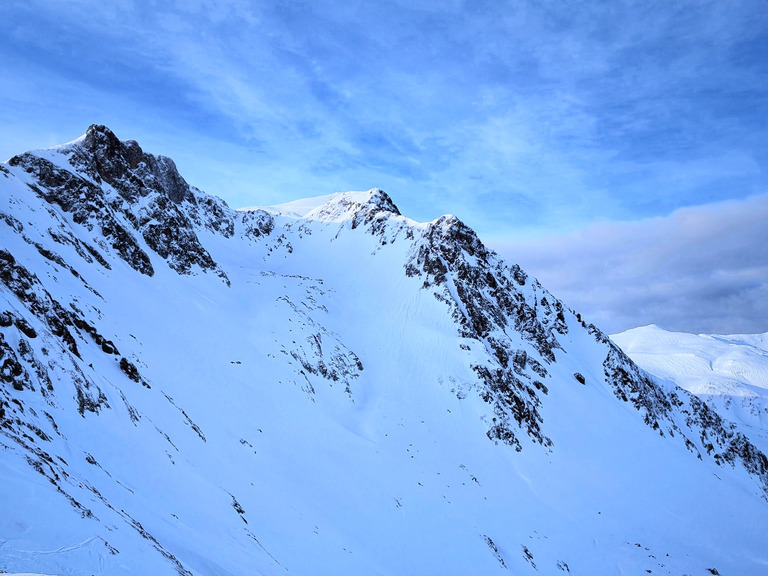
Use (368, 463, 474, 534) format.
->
(613, 324, 768, 457)
(1, 125, 766, 575)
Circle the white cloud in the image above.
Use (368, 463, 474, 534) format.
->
(490, 193, 768, 335)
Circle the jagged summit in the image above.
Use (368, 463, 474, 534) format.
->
(13, 124, 194, 205)
(5, 126, 244, 282)
(2, 128, 768, 575)
(76, 124, 193, 205)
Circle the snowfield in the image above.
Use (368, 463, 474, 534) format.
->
(613, 324, 768, 455)
(1, 125, 767, 575)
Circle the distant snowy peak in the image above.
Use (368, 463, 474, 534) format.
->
(246, 193, 342, 217)
(612, 324, 768, 394)
(612, 324, 768, 454)
(247, 188, 403, 226)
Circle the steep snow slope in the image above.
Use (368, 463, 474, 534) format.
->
(1, 126, 767, 576)
(613, 324, 768, 454)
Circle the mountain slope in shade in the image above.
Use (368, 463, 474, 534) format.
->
(612, 324, 768, 455)
(1, 125, 767, 575)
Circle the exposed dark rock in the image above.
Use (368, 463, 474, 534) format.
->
(242, 209, 275, 241)
(74, 372, 109, 416)
(0, 211, 24, 233)
(0, 311, 13, 327)
(9, 125, 235, 282)
(8, 154, 154, 276)
(163, 393, 206, 442)
(0, 333, 29, 391)
(46, 227, 112, 270)
(69, 124, 193, 204)
(0, 249, 81, 357)
(482, 535, 507, 569)
(603, 340, 768, 496)
(119, 357, 141, 383)
(407, 215, 562, 361)
(2, 124, 768, 576)
(14, 317, 38, 339)
(404, 214, 563, 448)
(475, 364, 551, 451)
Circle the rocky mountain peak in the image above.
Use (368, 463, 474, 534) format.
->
(365, 187, 401, 216)
(6, 126, 238, 282)
(2, 128, 768, 575)
(67, 124, 192, 204)
(296, 188, 402, 226)
(81, 124, 126, 157)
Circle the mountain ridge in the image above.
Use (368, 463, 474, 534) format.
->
(612, 324, 768, 455)
(1, 126, 768, 575)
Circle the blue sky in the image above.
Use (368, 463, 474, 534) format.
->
(2, 0, 767, 333)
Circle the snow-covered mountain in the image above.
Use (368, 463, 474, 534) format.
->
(612, 324, 768, 455)
(1, 125, 767, 575)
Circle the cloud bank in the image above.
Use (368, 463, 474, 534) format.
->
(492, 193, 768, 335)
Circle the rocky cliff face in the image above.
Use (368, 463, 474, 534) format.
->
(7, 125, 272, 282)
(1, 126, 767, 576)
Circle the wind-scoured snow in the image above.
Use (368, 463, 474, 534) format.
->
(1, 126, 767, 576)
